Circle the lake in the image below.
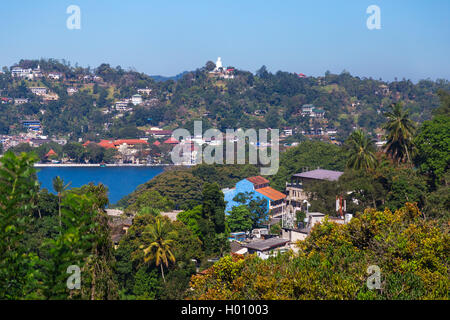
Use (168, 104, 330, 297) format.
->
(37, 167, 165, 205)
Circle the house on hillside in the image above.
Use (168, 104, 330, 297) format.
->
(11, 67, 32, 78)
(14, 98, 29, 105)
(242, 237, 289, 260)
(137, 88, 152, 96)
(29, 87, 48, 96)
(67, 87, 78, 96)
(47, 72, 63, 80)
(131, 94, 143, 106)
(285, 169, 343, 212)
(21, 120, 41, 132)
(281, 211, 352, 251)
(301, 104, 325, 118)
(115, 100, 132, 111)
(223, 176, 286, 218)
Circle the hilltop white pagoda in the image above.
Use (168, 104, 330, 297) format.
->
(210, 57, 235, 79)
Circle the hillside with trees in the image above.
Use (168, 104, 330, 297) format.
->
(1, 58, 449, 144)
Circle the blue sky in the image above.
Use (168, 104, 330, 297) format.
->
(0, 0, 449, 81)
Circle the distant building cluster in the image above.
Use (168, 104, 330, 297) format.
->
(11, 65, 43, 80)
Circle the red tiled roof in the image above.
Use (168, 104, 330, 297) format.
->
(164, 137, 179, 144)
(153, 141, 161, 146)
(98, 140, 116, 149)
(45, 149, 56, 157)
(246, 176, 269, 185)
(255, 187, 286, 201)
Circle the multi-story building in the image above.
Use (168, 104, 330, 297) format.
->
(115, 100, 131, 111)
(14, 98, 29, 105)
(137, 88, 152, 96)
(21, 120, 42, 132)
(285, 169, 344, 212)
(131, 94, 143, 106)
(29, 87, 48, 96)
(11, 66, 42, 80)
(301, 104, 325, 118)
(11, 67, 32, 78)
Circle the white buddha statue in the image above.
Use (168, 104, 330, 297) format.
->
(214, 57, 223, 71)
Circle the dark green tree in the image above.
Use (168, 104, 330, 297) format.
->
(227, 205, 253, 233)
(345, 129, 377, 171)
(199, 183, 229, 256)
(383, 103, 416, 164)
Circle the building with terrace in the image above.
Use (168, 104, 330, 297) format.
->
(285, 169, 344, 212)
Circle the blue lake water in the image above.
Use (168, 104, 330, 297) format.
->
(37, 167, 165, 205)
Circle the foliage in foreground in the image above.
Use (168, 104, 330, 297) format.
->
(0, 151, 118, 300)
(189, 204, 449, 300)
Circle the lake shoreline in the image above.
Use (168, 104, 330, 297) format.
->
(36, 166, 168, 204)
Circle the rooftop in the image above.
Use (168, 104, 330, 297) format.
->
(246, 176, 269, 185)
(243, 238, 289, 252)
(256, 186, 286, 201)
(293, 169, 344, 181)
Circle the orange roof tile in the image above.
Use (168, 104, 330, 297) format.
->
(164, 137, 179, 144)
(255, 187, 286, 201)
(98, 140, 116, 149)
(45, 149, 56, 157)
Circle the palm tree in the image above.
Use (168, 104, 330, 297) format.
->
(142, 217, 176, 283)
(52, 176, 71, 230)
(345, 129, 377, 171)
(383, 103, 416, 164)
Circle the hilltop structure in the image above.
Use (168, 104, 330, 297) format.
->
(209, 57, 235, 79)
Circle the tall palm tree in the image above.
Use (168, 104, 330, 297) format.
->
(383, 103, 416, 164)
(142, 217, 176, 283)
(345, 129, 377, 171)
(52, 176, 71, 230)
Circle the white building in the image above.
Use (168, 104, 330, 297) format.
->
(115, 100, 132, 111)
(137, 88, 152, 95)
(67, 87, 78, 96)
(131, 94, 143, 106)
(14, 98, 29, 105)
(30, 87, 48, 96)
(11, 66, 42, 80)
(48, 72, 62, 80)
(11, 67, 32, 78)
